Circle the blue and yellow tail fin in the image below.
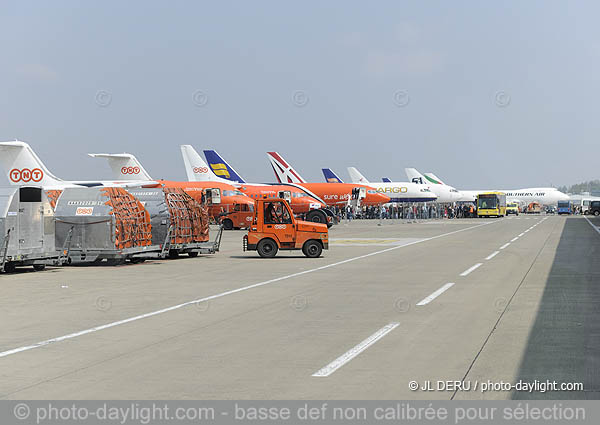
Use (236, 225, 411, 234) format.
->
(203, 150, 245, 183)
(321, 168, 344, 183)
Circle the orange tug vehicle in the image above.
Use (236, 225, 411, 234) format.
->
(243, 197, 328, 258)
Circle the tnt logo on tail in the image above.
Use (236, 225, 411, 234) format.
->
(120, 166, 140, 175)
(9, 168, 44, 183)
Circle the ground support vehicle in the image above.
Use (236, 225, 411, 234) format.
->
(527, 202, 542, 214)
(506, 202, 520, 215)
(218, 202, 254, 230)
(243, 197, 328, 258)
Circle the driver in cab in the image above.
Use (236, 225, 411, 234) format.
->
(264, 202, 291, 224)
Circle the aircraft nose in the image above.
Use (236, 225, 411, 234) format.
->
(374, 192, 391, 204)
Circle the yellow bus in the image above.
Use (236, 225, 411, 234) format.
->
(477, 192, 506, 217)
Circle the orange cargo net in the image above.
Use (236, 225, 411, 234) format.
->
(164, 188, 209, 243)
(45, 190, 63, 209)
(101, 187, 152, 250)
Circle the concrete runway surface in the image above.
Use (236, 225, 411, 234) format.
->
(0, 215, 598, 400)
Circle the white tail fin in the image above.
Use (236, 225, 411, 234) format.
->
(347, 167, 370, 184)
(88, 153, 153, 181)
(180, 145, 228, 183)
(266, 152, 306, 184)
(405, 168, 428, 185)
(424, 172, 445, 185)
(0, 141, 64, 187)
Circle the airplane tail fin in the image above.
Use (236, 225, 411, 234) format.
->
(88, 153, 153, 181)
(347, 167, 370, 184)
(322, 168, 344, 183)
(180, 145, 224, 182)
(424, 172, 445, 185)
(266, 152, 306, 184)
(405, 168, 428, 185)
(0, 141, 64, 186)
(203, 150, 245, 183)
(382, 177, 392, 183)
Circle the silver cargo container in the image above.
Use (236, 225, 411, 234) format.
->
(127, 188, 223, 258)
(127, 188, 170, 246)
(54, 187, 161, 264)
(0, 186, 58, 273)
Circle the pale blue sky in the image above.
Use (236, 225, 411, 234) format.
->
(1, 1, 599, 188)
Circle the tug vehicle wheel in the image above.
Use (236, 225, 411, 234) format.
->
(257, 239, 278, 258)
(302, 240, 322, 258)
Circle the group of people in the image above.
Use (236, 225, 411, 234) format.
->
(334, 203, 478, 221)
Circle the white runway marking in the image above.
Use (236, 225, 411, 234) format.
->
(416, 283, 455, 306)
(460, 263, 482, 276)
(0, 221, 498, 359)
(485, 251, 500, 260)
(330, 237, 423, 247)
(584, 216, 600, 236)
(312, 323, 399, 377)
(499, 243, 510, 250)
(518, 233, 525, 237)
(510, 237, 519, 242)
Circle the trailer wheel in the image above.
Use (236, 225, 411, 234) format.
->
(222, 219, 234, 230)
(302, 240, 322, 258)
(306, 210, 327, 224)
(168, 250, 180, 259)
(595, 210, 600, 216)
(257, 239, 278, 258)
(33, 264, 46, 271)
(3, 262, 16, 273)
(188, 251, 199, 258)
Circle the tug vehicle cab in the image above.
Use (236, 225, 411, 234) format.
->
(220, 202, 255, 230)
(243, 197, 329, 258)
